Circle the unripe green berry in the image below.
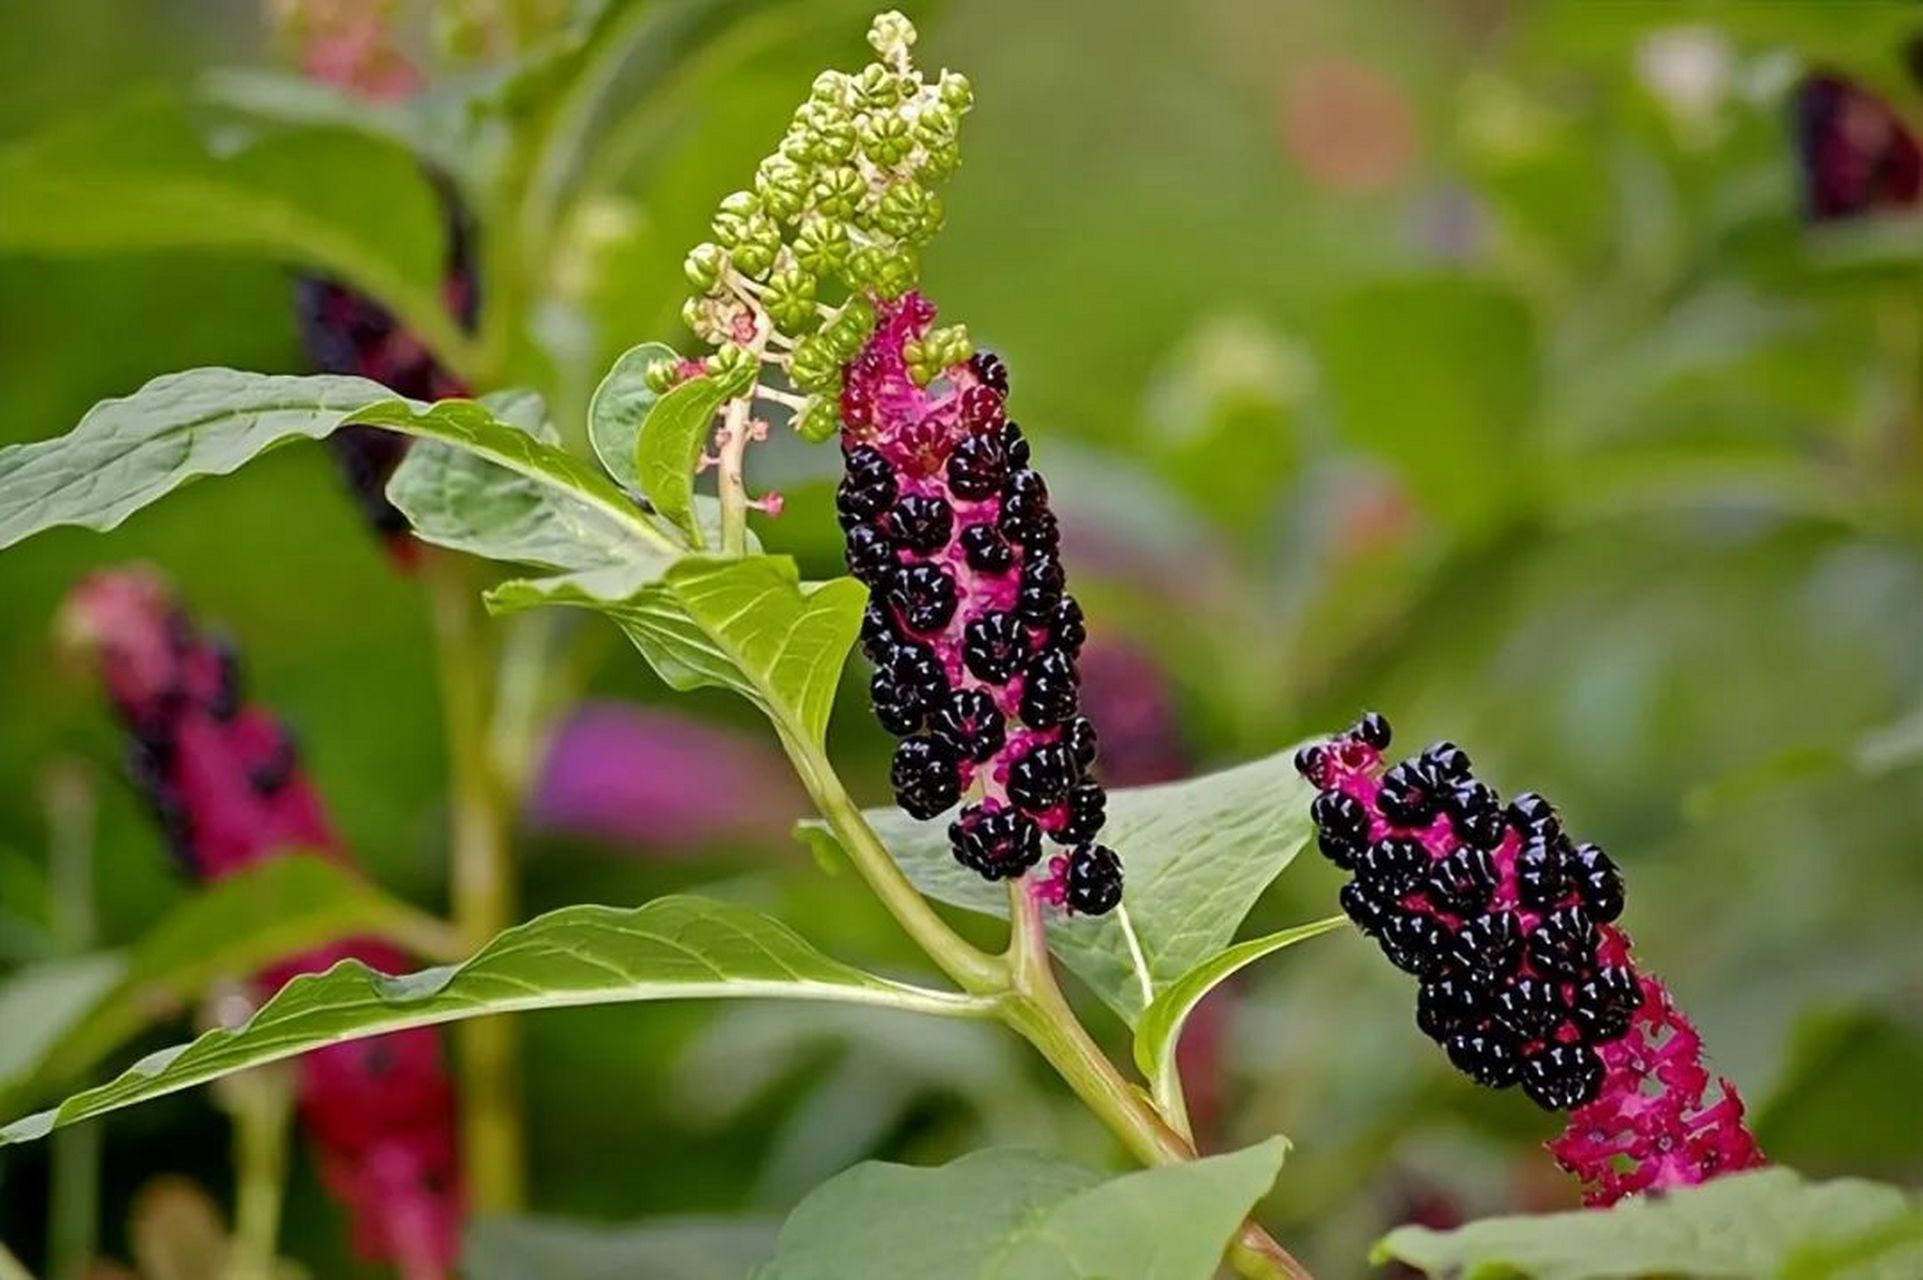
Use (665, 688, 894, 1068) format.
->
(789, 334, 843, 393)
(683, 242, 726, 292)
(731, 239, 776, 280)
(939, 71, 974, 113)
(867, 10, 917, 59)
(705, 341, 755, 391)
(859, 111, 912, 166)
(644, 357, 681, 395)
(811, 116, 857, 163)
(914, 103, 958, 148)
(822, 295, 876, 359)
(876, 182, 941, 241)
(872, 243, 919, 298)
(810, 70, 849, 105)
(793, 214, 852, 275)
(855, 63, 904, 109)
(918, 139, 961, 181)
(812, 166, 866, 219)
(764, 267, 820, 332)
(795, 396, 840, 443)
(755, 157, 809, 224)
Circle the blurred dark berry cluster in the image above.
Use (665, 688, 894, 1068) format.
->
(1297, 714, 1762, 1202)
(838, 293, 1120, 915)
(294, 189, 476, 555)
(62, 570, 464, 1269)
(1793, 68, 1920, 221)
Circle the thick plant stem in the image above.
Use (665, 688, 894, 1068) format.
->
(224, 1068, 294, 1280)
(1002, 886, 1312, 1280)
(424, 555, 526, 1212)
(788, 736, 1004, 993)
(717, 395, 753, 555)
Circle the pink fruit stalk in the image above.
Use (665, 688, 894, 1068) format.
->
(1296, 713, 1763, 1206)
(62, 569, 462, 1275)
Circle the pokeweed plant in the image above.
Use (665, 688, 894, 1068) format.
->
(0, 10, 1917, 1280)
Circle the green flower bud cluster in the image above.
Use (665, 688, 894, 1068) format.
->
(673, 10, 973, 437)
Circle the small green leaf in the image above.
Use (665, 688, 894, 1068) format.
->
(636, 365, 753, 544)
(465, 1214, 779, 1280)
(0, 896, 989, 1147)
(797, 745, 1317, 1021)
(1132, 915, 1349, 1084)
(0, 855, 454, 1108)
(496, 556, 864, 751)
(591, 341, 681, 492)
(1373, 1168, 1922, 1280)
(760, 1138, 1287, 1280)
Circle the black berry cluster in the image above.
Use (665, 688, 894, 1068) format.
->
(1296, 713, 1636, 1111)
(839, 293, 1120, 915)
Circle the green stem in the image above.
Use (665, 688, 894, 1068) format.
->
(42, 763, 99, 1280)
(224, 1068, 294, 1280)
(424, 555, 526, 1213)
(716, 395, 754, 556)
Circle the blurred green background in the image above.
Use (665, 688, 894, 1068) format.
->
(2, 1, 1921, 1275)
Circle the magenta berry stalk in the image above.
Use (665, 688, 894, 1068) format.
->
(63, 570, 463, 1275)
(1297, 714, 1763, 1205)
(837, 293, 1121, 915)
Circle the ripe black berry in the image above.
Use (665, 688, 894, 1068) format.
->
(837, 445, 897, 526)
(888, 563, 959, 634)
(1058, 781, 1107, 844)
(1516, 833, 1571, 912)
(1492, 977, 1566, 1041)
(1339, 878, 1397, 935)
(869, 665, 927, 735)
(1354, 711, 1392, 750)
(1416, 974, 1481, 1042)
(859, 600, 896, 663)
(1007, 742, 1076, 813)
(1000, 421, 1031, 467)
(1445, 1029, 1522, 1089)
(1526, 907, 1598, 982)
(844, 524, 897, 586)
(1017, 553, 1066, 622)
(884, 640, 950, 706)
(963, 609, 1030, 683)
(1424, 846, 1498, 917)
(949, 805, 1043, 879)
(1354, 836, 1429, 895)
(1520, 1044, 1603, 1111)
(930, 688, 1006, 763)
(1293, 744, 1328, 784)
(1571, 966, 1640, 1043)
(1422, 740, 1471, 780)
(1446, 780, 1505, 849)
(1048, 596, 1086, 656)
(999, 469, 1052, 542)
(1310, 790, 1369, 842)
(1451, 911, 1523, 982)
(1064, 843, 1123, 915)
(959, 522, 1015, 572)
(1569, 843, 1624, 923)
(1507, 791, 1559, 835)
(891, 736, 963, 820)
(1063, 717, 1100, 773)
(970, 350, 1009, 394)
(886, 494, 955, 553)
(1377, 760, 1438, 827)
(946, 433, 1007, 500)
(1378, 910, 1450, 976)
(1019, 648, 1080, 727)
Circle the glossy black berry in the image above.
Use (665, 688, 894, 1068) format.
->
(1354, 711, 1392, 750)
(888, 563, 959, 634)
(1445, 1029, 1522, 1089)
(1569, 843, 1624, 923)
(1526, 907, 1598, 982)
(859, 600, 897, 663)
(1422, 740, 1471, 781)
(1515, 833, 1571, 912)
(1000, 421, 1031, 467)
(1293, 744, 1328, 785)
(959, 522, 1015, 573)
(870, 666, 926, 735)
(1016, 553, 1066, 623)
(1317, 827, 1363, 871)
(1019, 648, 1080, 727)
(1378, 910, 1451, 977)
(1007, 743, 1076, 813)
(891, 736, 963, 819)
(886, 494, 954, 553)
(1310, 790, 1369, 842)
(1507, 791, 1559, 835)
(1339, 878, 1398, 935)
(1520, 1043, 1603, 1111)
(970, 350, 1010, 394)
(1424, 846, 1498, 918)
(1570, 966, 1641, 1044)
(946, 433, 1007, 500)
(999, 470, 1052, 543)
(1063, 717, 1100, 773)
(884, 640, 950, 707)
(837, 446, 897, 527)
(1450, 911, 1523, 982)
(1064, 843, 1123, 915)
(1355, 836, 1429, 895)
(1048, 596, 1086, 656)
(963, 609, 1031, 683)
(929, 688, 1005, 763)
(1416, 975, 1481, 1042)
(1057, 781, 1107, 844)
(845, 524, 897, 586)
(949, 805, 1043, 880)
(1446, 780, 1505, 849)
(1377, 760, 1438, 827)
(1492, 977, 1566, 1041)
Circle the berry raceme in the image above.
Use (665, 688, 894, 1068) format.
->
(60, 570, 464, 1272)
(1296, 713, 1763, 1205)
(840, 293, 1121, 915)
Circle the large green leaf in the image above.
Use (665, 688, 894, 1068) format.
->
(0, 855, 455, 1107)
(590, 341, 680, 493)
(1132, 915, 1348, 1086)
(0, 370, 666, 553)
(0, 92, 456, 363)
(0, 896, 987, 1146)
(1374, 1169, 1923, 1280)
(635, 365, 753, 545)
(465, 1214, 779, 1280)
(759, 1138, 1286, 1280)
(492, 555, 865, 751)
(798, 746, 1317, 1022)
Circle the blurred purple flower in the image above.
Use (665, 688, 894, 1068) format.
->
(527, 703, 803, 851)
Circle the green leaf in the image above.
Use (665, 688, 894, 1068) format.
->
(1373, 1168, 1923, 1280)
(0, 896, 986, 1146)
(0, 91, 457, 365)
(0, 955, 126, 1097)
(760, 1138, 1287, 1280)
(797, 745, 1317, 1022)
(494, 556, 865, 751)
(1132, 915, 1349, 1084)
(636, 366, 752, 545)
(465, 1214, 779, 1280)
(0, 370, 667, 554)
(0, 855, 455, 1107)
(591, 341, 681, 492)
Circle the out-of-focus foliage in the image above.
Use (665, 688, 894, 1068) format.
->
(1, 0, 1920, 1275)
